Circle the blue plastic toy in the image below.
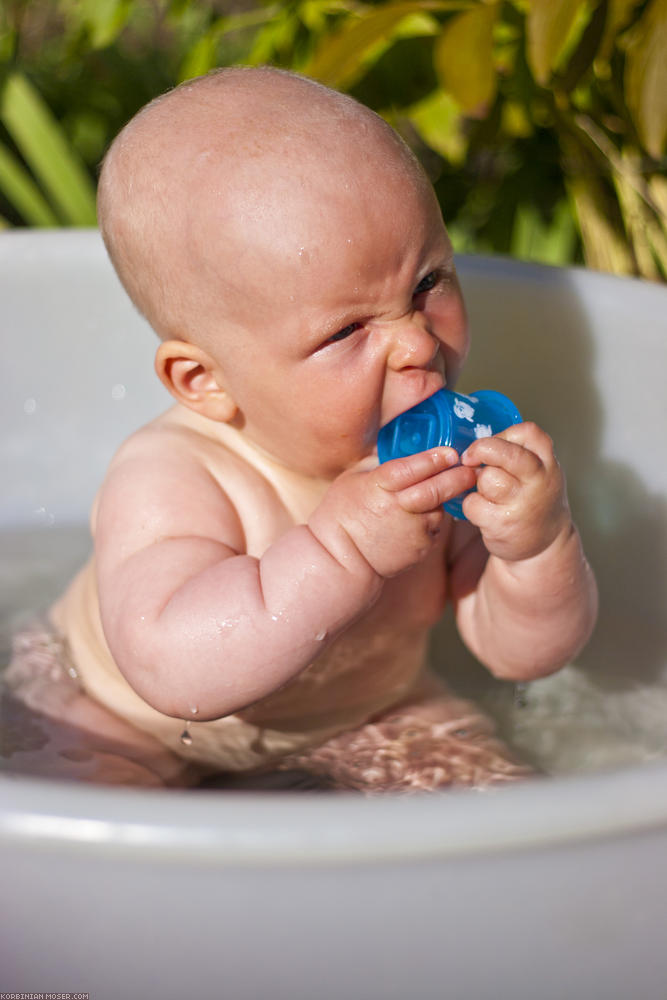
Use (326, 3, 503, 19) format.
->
(377, 388, 522, 519)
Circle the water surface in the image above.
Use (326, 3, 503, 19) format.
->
(2, 525, 665, 785)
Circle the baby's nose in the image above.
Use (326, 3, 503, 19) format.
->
(386, 314, 439, 371)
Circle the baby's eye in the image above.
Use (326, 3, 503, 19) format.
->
(326, 322, 361, 344)
(414, 272, 438, 296)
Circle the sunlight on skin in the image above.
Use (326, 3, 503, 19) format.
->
(5, 68, 597, 791)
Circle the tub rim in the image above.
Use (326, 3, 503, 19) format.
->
(1, 761, 667, 866)
(3, 230, 667, 869)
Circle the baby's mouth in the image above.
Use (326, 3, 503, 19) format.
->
(381, 368, 445, 430)
(414, 351, 448, 397)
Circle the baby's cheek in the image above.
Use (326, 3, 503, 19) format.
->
(433, 298, 469, 381)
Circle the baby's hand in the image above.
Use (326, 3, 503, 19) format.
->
(310, 448, 476, 578)
(460, 422, 571, 562)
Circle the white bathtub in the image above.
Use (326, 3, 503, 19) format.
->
(1, 230, 666, 999)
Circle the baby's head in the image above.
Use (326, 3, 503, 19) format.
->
(98, 67, 468, 476)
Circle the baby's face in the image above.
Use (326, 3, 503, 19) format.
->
(187, 154, 469, 479)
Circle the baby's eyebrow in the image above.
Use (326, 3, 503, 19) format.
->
(428, 241, 456, 271)
(437, 259, 457, 281)
(319, 309, 368, 339)
(307, 241, 455, 345)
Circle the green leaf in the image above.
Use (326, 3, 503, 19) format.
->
(79, 0, 132, 49)
(558, 0, 607, 92)
(179, 22, 225, 82)
(178, 7, 283, 82)
(510, 198, 578, 265)
(501, 101, 534, 138)
(648, 174, 667, 220)
(434, 4, 498, 115)
(526, 0, 585, 86)
(611, 150, 667, 279)
(0, 73, 97, 226)
(597, 0, 643, 62)
(0, 142, 60, 226)
(409, 87, 467, 162)
(304, 1, 471, 90)
(613, 166, 662, 279)
(568, 173, 635, 273)
(246, 7, 299, 65)
(624, 0, 667, 159)
(562, 133, 635, 274)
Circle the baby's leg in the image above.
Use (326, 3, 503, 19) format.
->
(2, 623, 198, 787)
(277, 673, 533, 794)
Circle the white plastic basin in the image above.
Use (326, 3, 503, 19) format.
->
(1, 230, 666, 999)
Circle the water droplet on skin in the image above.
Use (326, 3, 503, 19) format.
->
(315, 631, 327, 642)
(179, 721, 193, 746)
(190, 705, 199, 715)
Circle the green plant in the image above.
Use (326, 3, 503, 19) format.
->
(0, 71, 96, 225)
(0, 0, 665, 279)
(294, 0, 667, 277)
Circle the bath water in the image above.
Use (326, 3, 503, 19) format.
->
(2, 524, 665, 785)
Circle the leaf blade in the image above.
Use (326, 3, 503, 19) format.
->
(434, 4, 498, 115)
(304, 1, 470, 89)
(624, 0, 667, 159)
(0, 141, 60, 226)
(0, 73, 97, 226)
(526, 0, 584, 86)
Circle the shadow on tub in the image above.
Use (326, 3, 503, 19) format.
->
(433, 257, 667, 767)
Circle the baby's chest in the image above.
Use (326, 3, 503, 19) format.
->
(242, 540, 449, 725)
(370, 539, 449, 629)
(205, 440, 450, 624)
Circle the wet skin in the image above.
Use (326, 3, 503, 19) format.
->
(37, 70, 598, 786)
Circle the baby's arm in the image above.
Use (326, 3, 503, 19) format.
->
(95, 436, 475, 720)
(448, 422, 598, 681)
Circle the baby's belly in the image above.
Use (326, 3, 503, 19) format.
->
(241, 624, 429, 730)
(49, 562, 433, 773)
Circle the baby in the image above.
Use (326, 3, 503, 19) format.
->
(6, 67, 598, 791)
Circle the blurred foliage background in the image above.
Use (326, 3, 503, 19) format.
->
(0, 0, 665, 278)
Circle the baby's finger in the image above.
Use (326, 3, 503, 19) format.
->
(462, 435, 542, 483)
(461, 487, 502, 525)
(396, 464, 477, 514)
(475, 465, 520, 504)
(495, 422, 557, 468)
(377, 447, 460, 494)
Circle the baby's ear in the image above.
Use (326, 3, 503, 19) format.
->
(154, 340, 238, 422)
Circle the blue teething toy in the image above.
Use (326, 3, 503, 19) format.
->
(377, 388, 522, 519)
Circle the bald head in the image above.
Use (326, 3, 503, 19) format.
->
(97, 67, 431, 344)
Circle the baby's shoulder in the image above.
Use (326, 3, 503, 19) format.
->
(91, 407, 288, 555)
(106, 406, 254, 482)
